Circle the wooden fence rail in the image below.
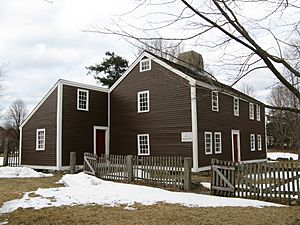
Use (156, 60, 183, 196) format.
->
(211, 159, 300, 204)
(83, 152, 191, 191)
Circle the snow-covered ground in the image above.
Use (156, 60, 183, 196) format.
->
(0, 167, 53, 178)
(0, 172, 284, 214)
(267, 152, 298, 161)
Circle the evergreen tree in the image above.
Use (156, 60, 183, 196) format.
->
(86, 51, 128, 87)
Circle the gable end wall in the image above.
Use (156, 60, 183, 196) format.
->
(21, 88, 58, 166)
(110, 60, 193, 157)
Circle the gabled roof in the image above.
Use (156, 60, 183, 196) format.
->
(110, 50, 264, 105)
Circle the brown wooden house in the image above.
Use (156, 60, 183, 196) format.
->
(20, 51, 266, 171)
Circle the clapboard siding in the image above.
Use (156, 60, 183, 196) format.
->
(21, 88, 57, 166)
(110, 60, 192, 157)
(62, 85, 108, 166)
(196, 86, 266, 167)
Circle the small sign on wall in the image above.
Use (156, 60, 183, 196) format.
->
(181, 132, 193, 142)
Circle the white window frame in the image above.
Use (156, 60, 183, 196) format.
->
(139, 58, 151, 72)
(36, 129, 45, 151)
(256, 104, 261, 121)
(257, 135, 262, 151)
(211, 91, 219, 112)
(214, 132, 222, 154)
(137, 134, 150, 156)
(137, 90, 150, 113)
(233, 97, 239, 116)
(77, 89, 89, 111)
(204, 132, 213, 155)
(250, 134, 255, 151)
(249, 102, 254, 120)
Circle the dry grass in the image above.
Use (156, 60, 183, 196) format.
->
(0, 174, 63, 206)
(0, 174, 300, 225)
(1, 204, 300, 225)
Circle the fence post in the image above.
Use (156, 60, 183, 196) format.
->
(3, 138, 9, 166)
(184, 157, 192, 191)
(70, 152, 76, 174)
(126, 155, 134, 183)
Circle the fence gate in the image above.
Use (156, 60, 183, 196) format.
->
(211, 159, 237, 197)
(211, 158, 300, 204)
(83, 153, 97, 175)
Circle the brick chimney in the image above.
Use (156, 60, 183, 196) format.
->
(177, 50, 204, 72)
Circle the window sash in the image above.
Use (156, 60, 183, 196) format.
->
(77, 89, 89, 111)
(140, 59, 151, 72)
(214, 132, 222, 154)
(138, 90, 150, 113)
(250, 134, 255, 151)
(257, 135, 262, 150)
(249, 103, 254, 120)
(211, 91, 219, 111)
(204, 132, 212, 154)
(36, 129, 45, 151)
(137, 134, 150, 155)
(256, 105, 261, 121)
(233, 97, 239, 116)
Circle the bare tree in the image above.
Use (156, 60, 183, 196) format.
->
(93, 0, 300, 113)
(136, 39, 184, 61)
(0, 65, 6, 101)
(4, 98, 28, 140)
(237, 83, 256, 98)
(268, 85, 300, 152)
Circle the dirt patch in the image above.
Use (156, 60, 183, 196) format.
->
(1, 204, 299, 225)
(0, 174, 63, 206)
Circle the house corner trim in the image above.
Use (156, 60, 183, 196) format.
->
(190, 82, 198, 172)
(19, 127, 23, 166)
(56, 82, 63, 170)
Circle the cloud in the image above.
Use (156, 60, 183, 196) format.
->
(0, 0, 135, 115)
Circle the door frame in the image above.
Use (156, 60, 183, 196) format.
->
(93, 126, 109, 155)
(231, 129, 241, 162)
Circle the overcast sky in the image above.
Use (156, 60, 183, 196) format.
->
(0, 0, 291, 119)
(0, 0, 136, 117)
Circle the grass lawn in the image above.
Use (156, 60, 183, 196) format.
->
(0, 174, 300, 225)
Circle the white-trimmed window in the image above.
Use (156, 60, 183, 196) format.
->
(138, 90, 150, 113)
(256, 104, 261, 121)
(140, 58, 151, 72)
(77, 89, 89, 111)
(36, 129, 45, 151)
(212, 91, 219, 112)
(233, 97, 239, 116)
(257, 135, 262, 150)
(137, 134, 150, 155)
(214, 132, 222, 154)
(249, 102, 254, 120)
(204, 132, 213, 155)
(250, 134, 255, 151)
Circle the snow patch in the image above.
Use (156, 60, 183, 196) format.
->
(0, 157, 3, 166)
(0, 167, 53, 178)
(201, 182, 211, 190)
(124, 205, 137, 210)
(0, 172, 284, 214)
(267, 152, 298, 161)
